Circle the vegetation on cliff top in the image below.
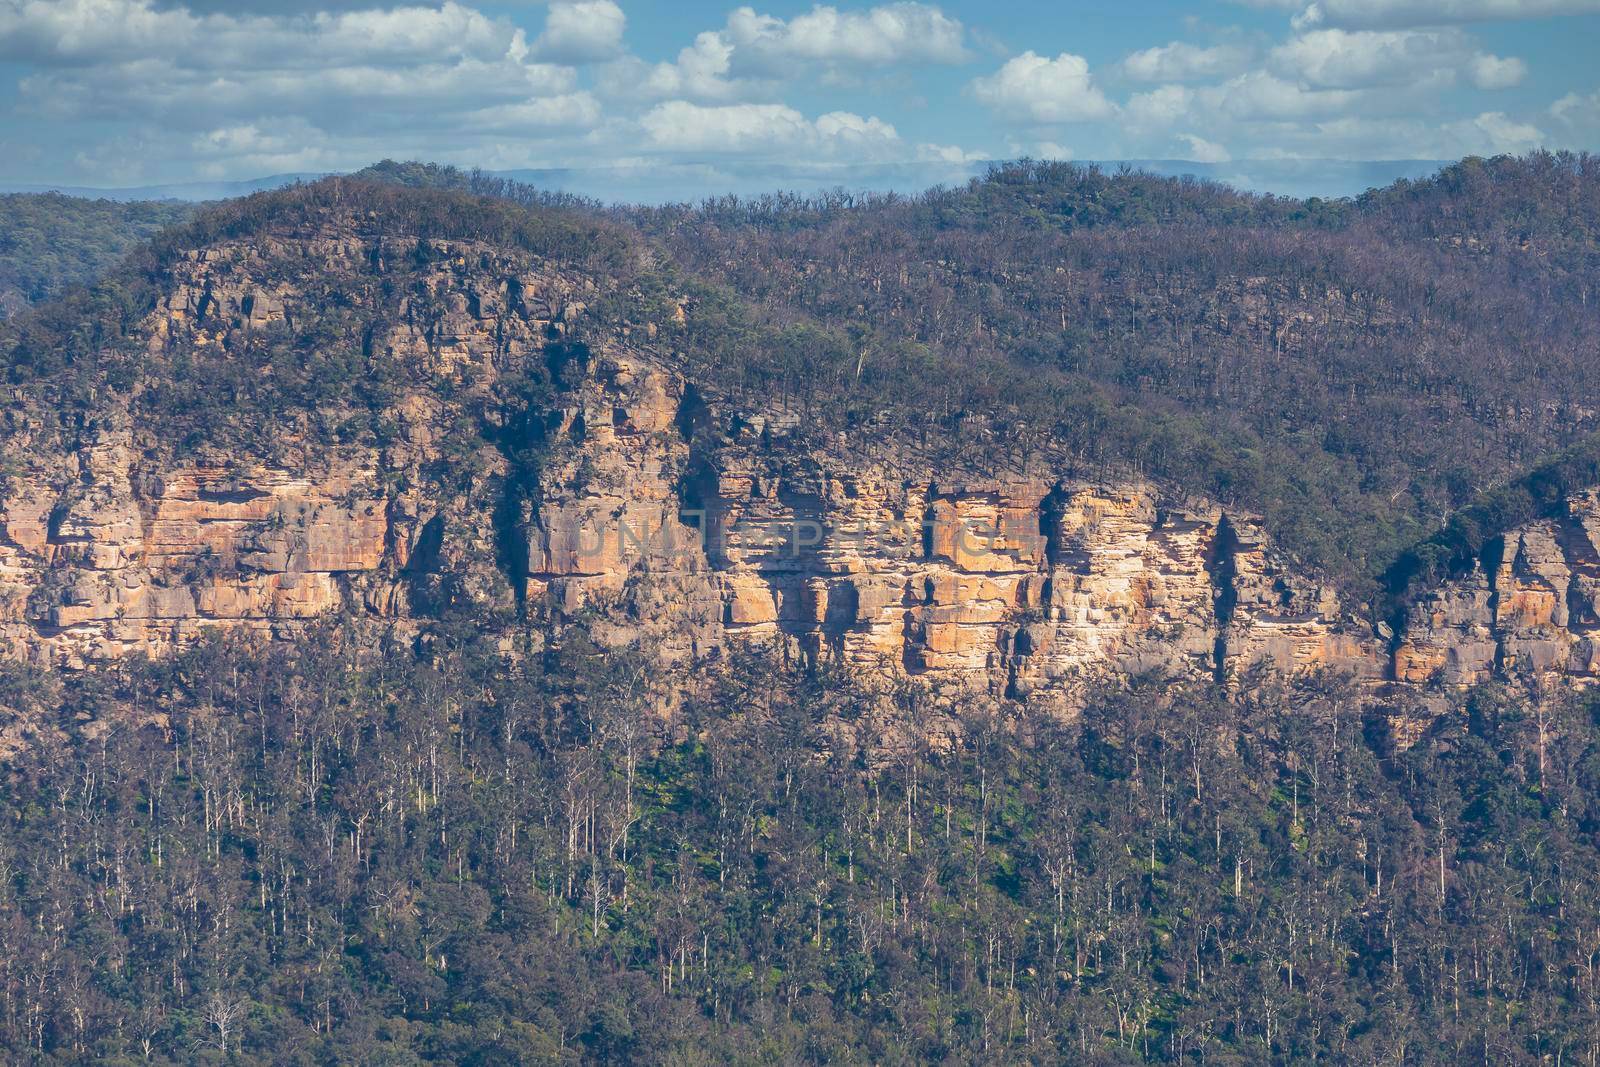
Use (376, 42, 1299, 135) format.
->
(634, 151, 1600, 596)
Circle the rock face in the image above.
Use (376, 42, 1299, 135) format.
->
(0, 213, 1594, 707)
(519, 354, 1379, 702)
(0, 437, 394, 665)
(1394, 489, 1600, 686)
(1, 226, 598, 666)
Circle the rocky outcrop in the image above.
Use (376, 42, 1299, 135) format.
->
(0, 435, 397, 666)
(1394, 489, 1600, 686)
(2, 214, 1596, 711)
(1, 227, 598, 667)
(519, 354, 1377, 703)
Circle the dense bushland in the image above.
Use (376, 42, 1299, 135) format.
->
(0, 193, 194, 317)
(3, 633, 1600, 1063)
(631, 151, 1600, 592)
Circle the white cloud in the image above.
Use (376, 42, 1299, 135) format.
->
(1548, 91, 1600, 148)
(464, 92, 603, 131)
(0, 0, 1576, 192)
(1454, 110, 1543, 151)
(640, 102, 807, 151)
(639, 100, 898, 154)
(603, 3, 967, 105)
(970, 52, 1116, 124)
(1177, 133, 1232, 162)
(1108, 22, 1538, 160)
(1293, 0, 1600, 27)
(1126, 85, 1196, 126)
(1270, 28, 1519, 90)
(0, 0, 528, 68)
(1123, 41, 1253, 82)
(1198, 71, 1363, 120)
(532, 1, 625, 64)
(0, 0, 606, 179)
(3, 0, 579, 126)
(629, 31, 745, 101)
(1468, 53, 1526, 88)
(815, 109, 900, 141)
(1260, 109, 1543, 157)
(1552, 90, 1600, 123)
(723, 3, 970, 70)
(190, 117, 337, 176)
(917, 142, 989, 164)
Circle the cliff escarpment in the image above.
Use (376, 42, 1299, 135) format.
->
(0, 215, 605, 665)
(2, 184, 1598, 713)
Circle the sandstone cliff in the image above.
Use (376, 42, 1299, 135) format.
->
(1, 227, 596, 665)
(2, 207, 1595, 711)
(1393, 488, 1600, 687)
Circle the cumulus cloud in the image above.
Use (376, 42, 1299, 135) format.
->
(0, 0, 529, 69)
(917, 142, 989, 164)
(0, 0, 604, 179)
(1549, 90, 1600, 147)
(604, 2, 968, 105)
(1292, 0, 1600, 27)
(722, 3, 970, 70)
(532, 1, 625, 64)
(619, 31, 746, 102)
(1108, 20, 1539, 161)
(1469, 53, 1526, 88)
(1552, 90, 1600, 123)
(639, 100, 898, 154)
(1457, 110, 1543, 150)
(0, 0, 1577, 192)
(3, 0, 578, 127)
(1177, 133, 1232, 162)
(157, 0, 405, 11)
(1248, 109, 1543, 157)
(1120, 71, 1369, 131)
(190, 118, 336, 176)
(1126, 85, 1196, 126)
(1197, 71, 1364, 121)
(970, 52, 1117, 124)
(1269, 27, 1524, 90)
(1122, 41, 1253, 82)
(463, 93, 603, 132)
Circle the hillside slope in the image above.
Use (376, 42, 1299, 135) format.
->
(634, 152, 1600, 590)
(4, 173, 1600, 710)
(5, 165, 1600, 1066)
(0, 193, 195, 317)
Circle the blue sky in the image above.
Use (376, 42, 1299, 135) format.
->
(1, 0, 1597, 200)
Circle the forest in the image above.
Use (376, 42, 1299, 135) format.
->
(3, 629, 1600, 1063)
(0, 194, 193, 318)
(2, 155, 1600, 1063)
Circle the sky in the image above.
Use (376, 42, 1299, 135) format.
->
(1, 0, 1598, 201)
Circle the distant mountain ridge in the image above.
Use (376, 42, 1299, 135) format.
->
(0, 157, 1456, 315)
(0, 172, 329, 202)
(2, 157, 1451, 205)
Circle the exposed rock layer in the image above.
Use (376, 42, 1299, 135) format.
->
(1, 223, 1595, 705)
(519, 356, 1379, 704)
